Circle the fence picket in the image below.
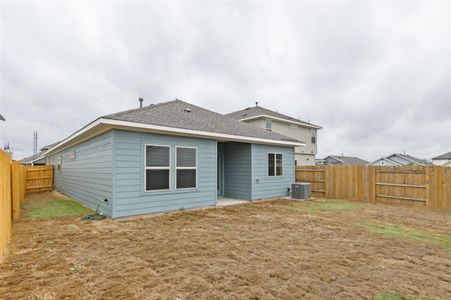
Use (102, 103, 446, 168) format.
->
(296, 165, 450, 211)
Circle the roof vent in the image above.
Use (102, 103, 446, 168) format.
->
(138, 98, 143, 108)
(245, 107, 251, 111)
(184, 108, 192, 113)
(242, 113, 247, 117)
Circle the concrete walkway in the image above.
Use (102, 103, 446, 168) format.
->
(216, 197, 248, 206)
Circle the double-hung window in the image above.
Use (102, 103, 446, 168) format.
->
(268, 153, 283, 176)
(176, 147, 197, 189)
(145, 145, 170, 191)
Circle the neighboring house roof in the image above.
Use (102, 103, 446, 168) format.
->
(325, 155, 369, 166)
(225, 105, 321, 129)
(19, 142, 59, 164)
(432, 151, 451, 160)
(368, 157, 402, 166)
(47, 99, 305, 156)
(20, 152, 45, 164)
(368, 153, 431, 166)
(387, 153, 431, 166)
(40, 142, 59, 152)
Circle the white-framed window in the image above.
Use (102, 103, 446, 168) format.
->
(265, 119, 272, 130)
(145, 145, 170, 191)
(268, 153, 283, 176)
(176, 147, 197, 189)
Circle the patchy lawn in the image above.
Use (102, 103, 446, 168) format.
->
(0, 193, 450, 299)
(22, 192, 93, 219)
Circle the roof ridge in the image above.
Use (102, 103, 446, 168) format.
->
(102, 99, 179, 119)
(102, 99, 303, 144)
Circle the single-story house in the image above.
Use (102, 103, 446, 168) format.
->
(44, 99, 304, 218)
(317, 155, 369, 166)
(432, 151, 451, 166)
(368, 153, 431, 166)
(20, 142, 59, 166)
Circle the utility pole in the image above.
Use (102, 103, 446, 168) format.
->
(33, 131, 38, 155)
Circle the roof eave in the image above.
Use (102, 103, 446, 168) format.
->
(46, 118, 305, 155)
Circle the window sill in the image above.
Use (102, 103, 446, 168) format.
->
(140, 187, 199, 196)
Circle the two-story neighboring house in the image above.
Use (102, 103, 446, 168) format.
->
(226, 104, 321, 166)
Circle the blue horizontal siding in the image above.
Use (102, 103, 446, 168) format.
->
(223, 142, 252, 199)
(251, 144, 295, 200)
(112, 130, 216, 218)
(49, 131, 113, 216)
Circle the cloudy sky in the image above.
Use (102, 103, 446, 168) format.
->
(1, 1, 449, 162)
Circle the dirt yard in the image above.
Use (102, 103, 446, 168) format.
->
(1, 193, 450, 299)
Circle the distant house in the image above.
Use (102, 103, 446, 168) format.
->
(226, 104, 321, 166)
(20, 142, 59, 166)
(45, 99, 304, 218)
(317, 155, 369, 166)
(432, 151, 451, 166)
(368, 153, 431, 166)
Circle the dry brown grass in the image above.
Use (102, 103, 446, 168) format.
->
(0, 193, 450, 299)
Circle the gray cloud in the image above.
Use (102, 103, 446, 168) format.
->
(1, 1, 449, 162)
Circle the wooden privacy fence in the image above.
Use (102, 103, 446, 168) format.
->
(0, 150, 26, 257)
(296, 165, 451, 211)
(26, 165, 54, 193)
(0, 150, 54, 257)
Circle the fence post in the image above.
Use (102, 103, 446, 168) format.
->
(324, 166, 330, 198)
(425, 166, 431, 208)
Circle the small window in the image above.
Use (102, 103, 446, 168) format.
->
(57, 157, 62, 173)
(268, 153, 283, 176)
(265, 119, 272, 130)
(145, 145, 170, 191)
(311, 129, 317, 144)
(176, 147, 197, 189)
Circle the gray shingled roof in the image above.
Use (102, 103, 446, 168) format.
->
(432, 151, 451, 160)
(19, 142, 59, 164)
(102, 99, 302, 143)
(19, 152, 45, 164)
(225, 105, 321, 128)
(327, 155, 369, 166)
(391, 153, 431, 165)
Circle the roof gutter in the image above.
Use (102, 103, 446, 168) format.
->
(45, 118, 305, 156)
